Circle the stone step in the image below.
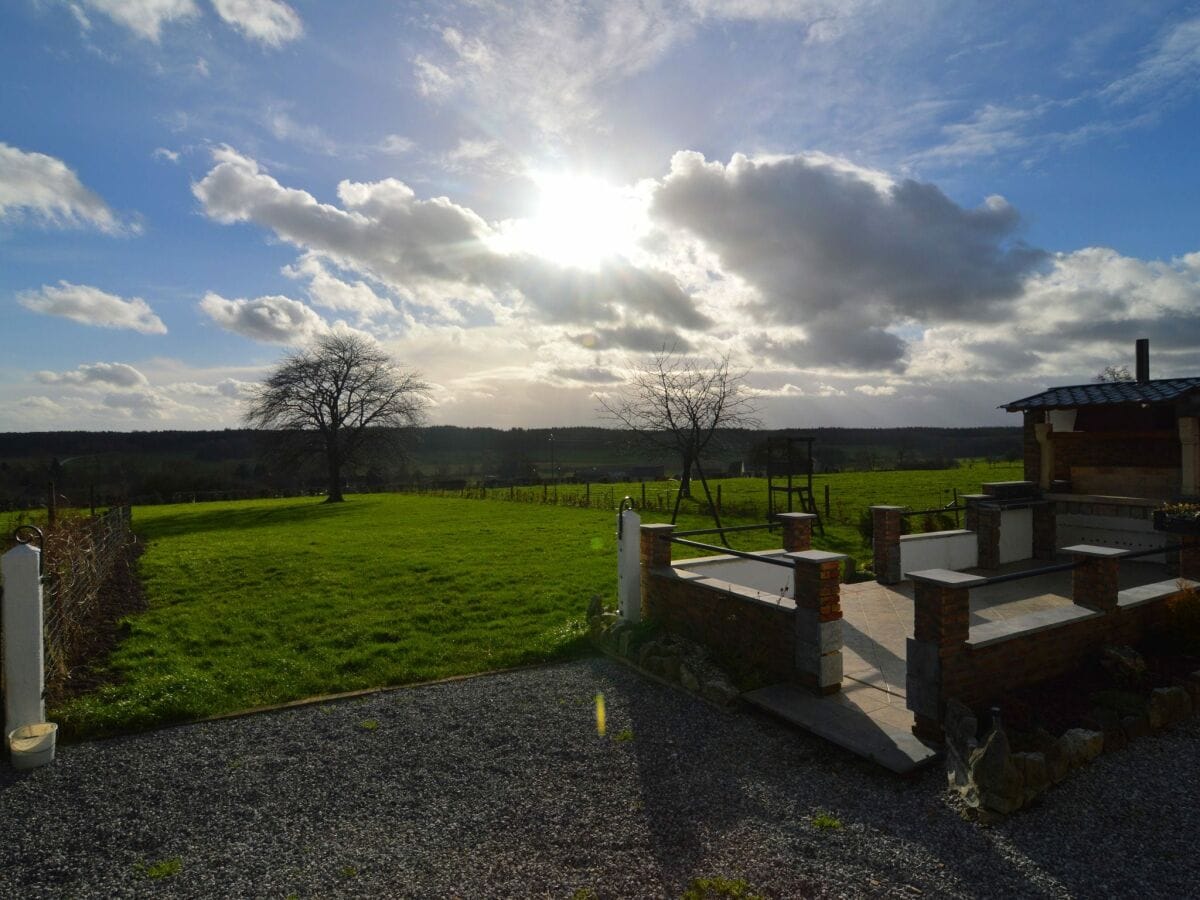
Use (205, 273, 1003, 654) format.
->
(743, 682, 940, 775)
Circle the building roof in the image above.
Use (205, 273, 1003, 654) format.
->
(1002, 377, 1200, 412)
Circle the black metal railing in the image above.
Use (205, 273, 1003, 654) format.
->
(668, 536, 796, 569)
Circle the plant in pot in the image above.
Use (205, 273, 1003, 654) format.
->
(1152, 502, 1200, 534)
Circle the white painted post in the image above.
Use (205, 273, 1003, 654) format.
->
(2, 542, 46, 731)
(617, 508, 642, 623)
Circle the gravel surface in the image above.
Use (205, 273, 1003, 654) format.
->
(1, 656, 1198, 898)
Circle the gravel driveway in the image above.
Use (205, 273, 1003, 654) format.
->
(1, 656, 1197, 898)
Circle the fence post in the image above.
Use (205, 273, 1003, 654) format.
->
(641, 482, 646, 508)
(716, 483, 722, 514)
(2, 541, 47, 732)
(824, 484, 830, 517)
(618, 508, 642, 622)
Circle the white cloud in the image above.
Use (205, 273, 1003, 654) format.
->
(1104, 15, 1200, 104)
(36, 362, 149, 389)
(199, 291, 327, 343)
(414, 2, 687, 137)
(211, 0, 303, 47)
(192, 147, 705, 333)
(854, 383, 897, 396)
(152, 147, 181, 163)
(0, 143, 125, 233)
(266, 108, 337, 154)
(102, 388, 180, 419)
(282, 256, 395, 318)
(18, 282, 167, 334)
(81, 0, 199, 42)
(378, 134, 415, 155)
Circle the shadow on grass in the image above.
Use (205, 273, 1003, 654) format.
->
(136, 498, 359, 540)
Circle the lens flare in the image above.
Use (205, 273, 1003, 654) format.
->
(595, 692, 607, 736)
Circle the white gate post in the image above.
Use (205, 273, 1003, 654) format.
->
(2, 541, 46, 731)
(617, 507, 642, 623)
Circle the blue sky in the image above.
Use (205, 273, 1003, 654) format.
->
(2, 0, 1199, 430)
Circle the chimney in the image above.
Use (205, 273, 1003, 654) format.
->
(1136, 338, 1150, 384)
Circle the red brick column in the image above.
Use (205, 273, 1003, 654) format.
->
(1178, 535, 1200, 581)
(975, 506, 1002, 570)
(1032, 500, 1057, 561)
(908, 569, 981, 744)
(871, 505, 905, 585)
(639, 524, 675, 621)
(1066, 544, 1125, 611)
(778, 512, 815, 552)
(790, 550, 847, 695)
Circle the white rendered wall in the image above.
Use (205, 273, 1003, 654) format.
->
(617, 509, 642, 622)
(998, 507, 1033, 564)
(900, 530, 978, 577)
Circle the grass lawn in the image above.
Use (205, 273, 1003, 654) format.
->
(53, 494, 615, 738)
(50, 459, 1022, 738)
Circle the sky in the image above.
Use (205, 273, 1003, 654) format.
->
(2, 0, 1199, 432)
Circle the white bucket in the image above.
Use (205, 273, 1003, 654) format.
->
(8, 722, 57, 770)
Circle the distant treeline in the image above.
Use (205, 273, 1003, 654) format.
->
(0, 425, 1021, 510)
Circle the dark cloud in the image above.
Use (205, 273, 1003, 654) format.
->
(652, 151, 1047, 369)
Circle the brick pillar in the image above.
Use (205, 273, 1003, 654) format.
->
(975, 505, 1002, 570)
(1034, 422, 1054, 490)
(1180, 417, 1199, 497)
(790, 550, 847, 695)
(907, 569, 981, 744)
(1032, 500, 1057, 561)
(1176, 535, 1200, 581)
(1066, 544, 1124, 611)
(778, 512, 815, 552)
(870, 505, 905, 585)
(639, 524, 674, 621)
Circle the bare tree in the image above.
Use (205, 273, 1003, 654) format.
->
(1096, 364, 1134, 383)
(246, 332, 429, 503)
(598, 348, 760, 525)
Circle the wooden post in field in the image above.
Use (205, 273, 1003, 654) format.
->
(824, 484, 830, 517)
(641, 482, 646, 508)
(3, 541, 46, 730)
(717, 483, 722, 514)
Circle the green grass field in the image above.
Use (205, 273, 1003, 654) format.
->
(50, 459, 1021, 738)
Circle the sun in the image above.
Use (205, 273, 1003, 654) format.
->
(514, 172, 639, 269)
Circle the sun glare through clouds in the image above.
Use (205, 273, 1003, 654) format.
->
(510, 172, 640, 269)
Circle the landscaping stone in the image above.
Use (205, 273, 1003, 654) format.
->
(1122, 714, 1152, 742)
(942, 699, 978, 790)
(679, 664, 700, 692)
(968, 722, 1024, 815)
(1058, 729, 1104, 768)
(1148, 686, 1192, 729)
(700, 678, 740, 708)
(1100, 645, 1147, 688)
(1012, 751, 1049, 804)
(1087, 706, 1126, 753)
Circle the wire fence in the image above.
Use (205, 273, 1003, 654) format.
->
(39, 506, 133, 695)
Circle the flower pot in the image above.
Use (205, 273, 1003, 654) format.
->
(7, 722, 57, 770)
(1152, 510, 1200, 534)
